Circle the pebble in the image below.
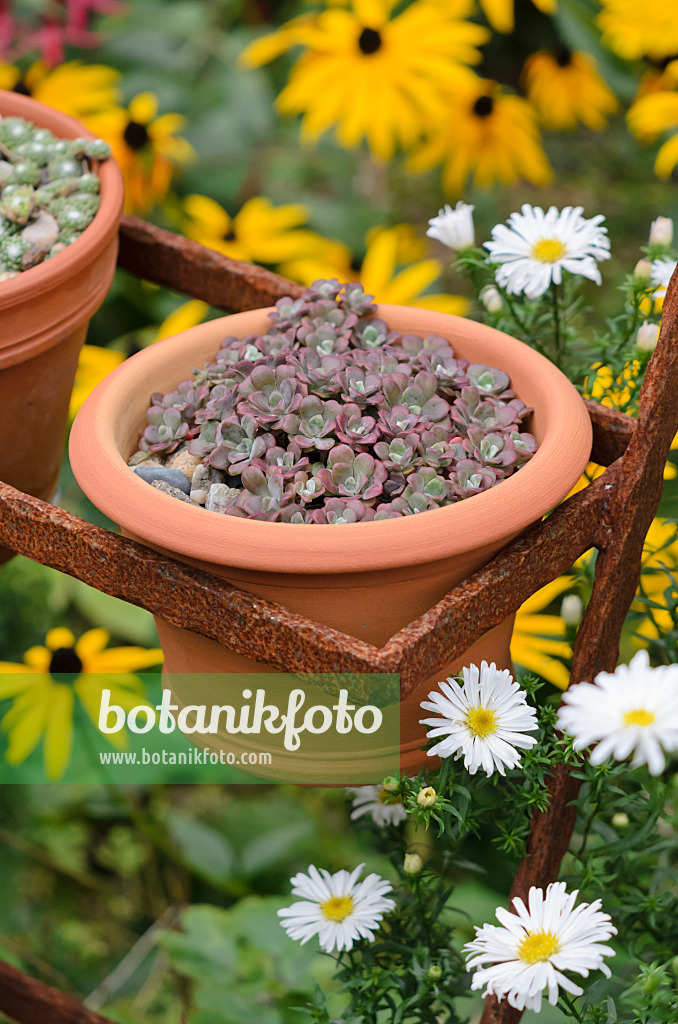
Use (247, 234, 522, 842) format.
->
(150, 480, 194, 503)
(21, 211, 59, 248)
(205, 483, 241, 513)
(127, 450, 163, 467)
(190, 463, 225, 505)
(133, 465, 191, 494)
(167, 448, 203, 483)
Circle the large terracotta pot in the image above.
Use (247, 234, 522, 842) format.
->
(70, 306, 591, 779)
(0, 91, 124, 564)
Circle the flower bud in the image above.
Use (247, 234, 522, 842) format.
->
(403, 852, 423, 874)
(382, 776, 399, 792)
(649, 216, 673, 248)
(612, 812, 629, 828)
(480, 285, 503, 313)
(636, 321, 660, 353)
(426, 201, 475, 251)
(428, 964, 442, 981)
(417, 786, 436, 808)
(560, 594, 583, 627)
(633, 258, 653, 282)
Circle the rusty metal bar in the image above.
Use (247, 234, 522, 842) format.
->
(480, 270, 678, 1024)
(391, 467, 609, 695)
(117, 215, 304, 311)
(586, 399, 635, 465)
(0, 960, 117, 1024)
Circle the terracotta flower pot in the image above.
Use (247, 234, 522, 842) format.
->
(70, 306, 591, 778)
(0, 91, 123, 564)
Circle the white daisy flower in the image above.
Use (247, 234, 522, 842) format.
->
(419, 661, 538, 776)
(345, 784, 408, 827)
(557, 649, 678, 775)
(427, 201, 475, 251)
(464, 882, 617, 1013)
(484, 204, 611, 299)
(650, 257, 677, 300)
(278, 863, 395, 953)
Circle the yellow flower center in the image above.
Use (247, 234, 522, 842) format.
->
(623, 708, 655, 727)
(466, 706, 499, 737)
(517, 930, 560, 963)
(531, 238, 567, 263)
(321, 895, 354, 922)
(378, 787, 402, 805)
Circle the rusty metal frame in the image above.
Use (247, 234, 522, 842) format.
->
(0, 214, 676, 1024)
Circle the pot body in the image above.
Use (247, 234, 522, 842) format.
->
(71, 306, 592, 779)
(0, 91, 123, 563)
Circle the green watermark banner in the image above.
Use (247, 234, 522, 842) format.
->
(0, 673, 401, 785)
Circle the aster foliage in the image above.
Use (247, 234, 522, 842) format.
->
(131, 279, 537, 522)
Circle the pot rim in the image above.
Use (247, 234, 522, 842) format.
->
(0, 90, 123, 313)
(70, 304, 592, 575)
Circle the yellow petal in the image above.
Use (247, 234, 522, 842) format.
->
(87, 648, 164, 672)
(516, 576, 575, 615)
(155, 300, 209, 341)
(0, 672, 40, 698)
(655, 133, 678, 179)
(183, 194, 231, 237)
(128, 91, 158, 124)
(4, 694, 49, 765)
(45, 627, 76, 651)
(43, 685, 74, 780)
(75, 628, 110, 663)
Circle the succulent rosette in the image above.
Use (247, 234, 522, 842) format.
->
(131, 279, 538, 522)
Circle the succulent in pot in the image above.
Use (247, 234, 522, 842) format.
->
(70, 293, 592, 780)
(125, 280, 539, 525)
(0, 91, 123, 565)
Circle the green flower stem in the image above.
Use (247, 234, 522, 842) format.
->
(551, 280, 563, 368)
(559, 993, 584, 1022)
(502, 291, 542, 354)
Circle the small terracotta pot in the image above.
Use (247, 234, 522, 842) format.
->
(70, 306, 592, 778)
(0, 91, 123, 564)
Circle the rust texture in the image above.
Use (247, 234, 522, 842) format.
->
(0, 960, 117, 1024)
(117, 215, 304, 311)
(0, 480, 391, 678)
(391, 468, 609, 696)
(586, 399, 635, 465)
(480, 269, 678, 1024)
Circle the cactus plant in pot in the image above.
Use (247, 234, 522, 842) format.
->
(0, 91, 123, 564)
(70, 281, 591, 777)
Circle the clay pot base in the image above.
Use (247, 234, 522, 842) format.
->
(156, 613, 515, 783)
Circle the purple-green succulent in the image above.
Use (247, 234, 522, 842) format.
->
(131, 279, 538, 521)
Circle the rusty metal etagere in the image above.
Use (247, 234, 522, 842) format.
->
(0, 214, 677, 1024)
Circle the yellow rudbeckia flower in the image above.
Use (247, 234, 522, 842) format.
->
(511, 576, 574, 691)
(407, 72, 552, 195)
(0, 628, 163, 780)
(240, 0, 488, 161)
(182, 193, 336, 266)
(0, 60, 120, 121)
(478, 0, 556, 34)
(522, 48, 618, 131)
(628, 91, 678, 179)
(87, 92, 194, 215)
(583, 361, 640, 412)
(155, 300, 210, 341)
(69, 345, 125, 421)
(280, 224, 469, 315)
(597, 0, 678, 62)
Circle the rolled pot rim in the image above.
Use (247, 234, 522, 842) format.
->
(70, 304, 593, 575)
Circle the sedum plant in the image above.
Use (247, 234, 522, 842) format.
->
(129, 279, 537, 522)
(0, 115, 112, 278)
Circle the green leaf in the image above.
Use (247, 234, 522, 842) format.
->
(165, 812, 236, 885)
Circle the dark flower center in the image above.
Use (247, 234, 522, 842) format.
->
(49, 647, 83, 676)
(555, 46, 573, 68)
(123, 120, 150, 151)
(358, 27, 382, 55)
(472, 95, 494, 118)
(222, 228, 236, 241)
(12, 79, 31, 96)
(660, 54, 678, 70)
